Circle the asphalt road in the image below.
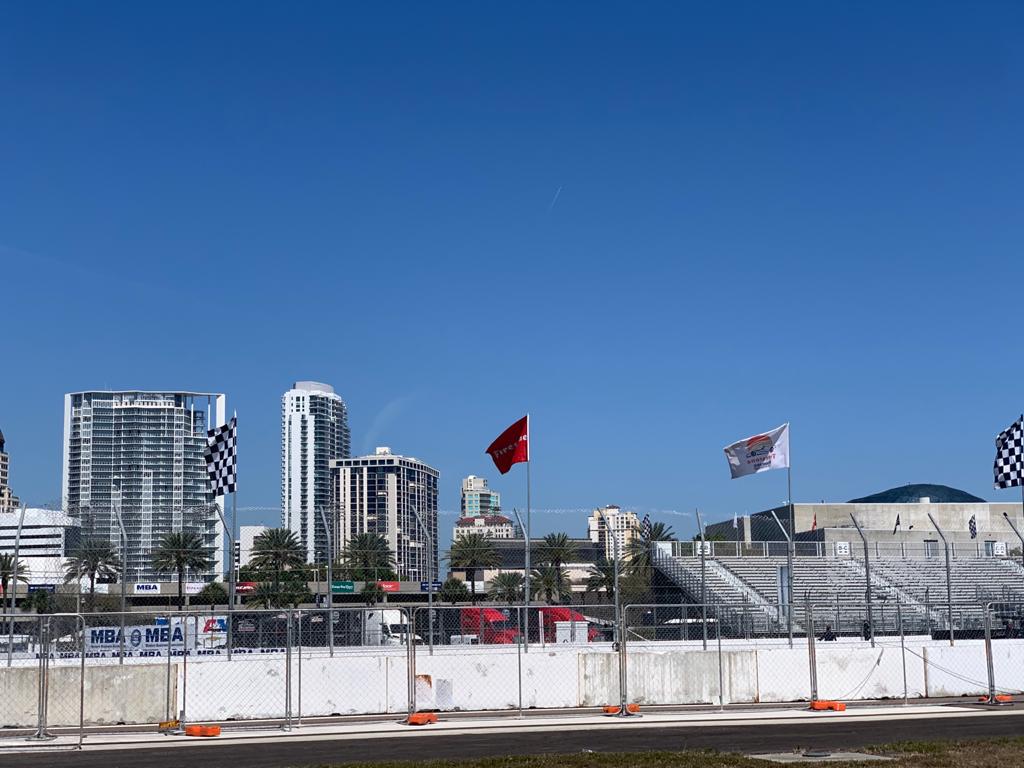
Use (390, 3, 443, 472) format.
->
(0, 710, 1020, 768)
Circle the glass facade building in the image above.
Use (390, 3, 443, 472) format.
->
(331, 447, 438, 580)
(281, 381, 350, 563)
(62, 391, 225, 581)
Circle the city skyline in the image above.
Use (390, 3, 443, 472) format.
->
(4, 3, 1024, 543)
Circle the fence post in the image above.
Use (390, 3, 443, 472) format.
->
(180, 614, 189, 729)
(406, 607, 416, 722)
(717, 609, 725, 711)
(516, 605, 524, 718)
(283, 610, 293, 731)
(164, 612, 174, 724)
(897, 598, 908, 705)
(28, 618, 55, 742)
(982, 603, 1003, 706)
(296, 609, 303, 727)
(805, 598, 818, 704)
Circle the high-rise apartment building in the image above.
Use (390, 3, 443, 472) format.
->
(62, 391, 225, 581)
(588, 505, 641, 561)
(460, 475, 500, 517)
(0, 428, 20, 513)
(281, 381, 350, 563)
(331, 447, 438, 580)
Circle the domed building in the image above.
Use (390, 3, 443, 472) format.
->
(705, 483, 1024, 558)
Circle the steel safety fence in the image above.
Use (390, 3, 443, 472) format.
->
(0, 613, 86, 751)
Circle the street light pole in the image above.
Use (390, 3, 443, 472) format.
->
(927, 512, 955, 647)
(317, 507, 334, 657)
(410, 502, 435, 655)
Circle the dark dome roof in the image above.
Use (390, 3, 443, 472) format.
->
(848, 484, 986, 504)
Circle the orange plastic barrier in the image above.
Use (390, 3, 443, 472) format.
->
(184, 725, 221, 737)
(406, 712, 438, 726)
(810, 700, 846, 711)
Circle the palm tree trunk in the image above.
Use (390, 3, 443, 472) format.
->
(88, 573, 96, 613)
(177, 566, 184, 612)
(469, 568, 477, 605)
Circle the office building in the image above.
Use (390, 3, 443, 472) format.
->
(331, 447, 438, 580)
(0, 508, 81, 584)
(281, 381, 350, 563)
(62, 391, 225, 581)
(0, 428, 19, 513)
(453, 513, 515, 540)
(461, 475, 500, 517)
(588, 505, 641, 561)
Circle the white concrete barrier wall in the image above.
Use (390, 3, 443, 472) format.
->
(14, 637, 1024, 727)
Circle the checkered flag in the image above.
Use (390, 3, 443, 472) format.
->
(994, 416, 1024, 490)
(968, 514, 978, 540)
(205, 416, 237, 496)
(640, 513, 652, 538)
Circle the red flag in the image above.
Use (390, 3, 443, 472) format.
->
(811, 513, 817, 531)
(486, 415, 529, 474)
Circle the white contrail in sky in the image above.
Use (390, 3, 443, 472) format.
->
(547, 185, 563, 212)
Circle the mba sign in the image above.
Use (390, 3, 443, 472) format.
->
(133, 583, 162, 595)
(86, 624, 194, 653)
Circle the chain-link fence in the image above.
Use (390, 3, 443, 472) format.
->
(5, 598, 1024, 743)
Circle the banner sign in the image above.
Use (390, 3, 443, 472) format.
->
(235, 582, 257, 594)
(378, 581, 400, 593)
(133, 583, 162, 595)
(185, 582, 207, 595)
(420, 581, 442, 593)
(86, 623, 195, 654)
(331, 580, 355, 594)
(28, 584, 56, 593)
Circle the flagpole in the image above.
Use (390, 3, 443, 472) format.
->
(523, 413, 531, 652)
(787, 463, 794, 648)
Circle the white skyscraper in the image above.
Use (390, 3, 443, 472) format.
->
(331, 447, 438, 580)
(62, 391, 226, 581)
(460, 475, 501, 518)
(281, 381, 350, 563)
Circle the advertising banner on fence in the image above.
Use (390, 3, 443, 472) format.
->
(86, 623, 197, 655)
(133, 583, 162, 596)
(378, 581, 400, 593)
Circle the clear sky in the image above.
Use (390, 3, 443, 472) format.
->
(2, 2, 1023, 544)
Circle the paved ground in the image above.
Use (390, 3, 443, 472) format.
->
(0, 706, 1020, 768)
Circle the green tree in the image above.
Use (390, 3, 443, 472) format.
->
(530, 565, 568, 604)
(625, 521, 676, 577)
(361, 582, 385, 606)
(585, 559, 618, 603)
(338, 533, 397, 581)
(537, 532, 578, 570)
(151, 531, 214, 611)
(29, 589, 53, 614)
(250, 528, 305, 594)
(195, 581, 228, 606)
(487, 572, 524, 603)
(438, 577, 470, 605)
(447, 534, 500, 604)
(0, 553, 29, 599)
(64, 540, 121, 612)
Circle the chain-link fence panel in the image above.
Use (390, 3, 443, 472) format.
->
(294, 608, 407, 721)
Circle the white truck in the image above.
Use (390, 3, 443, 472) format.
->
(362, 609, 421, 646)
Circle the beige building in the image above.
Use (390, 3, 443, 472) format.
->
(587, 505, 640, 561)
(453, 514, 515, 540)
(0, 429, 20, 513)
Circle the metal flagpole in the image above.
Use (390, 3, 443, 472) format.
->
(317, 507, 334, 657)
(523, 418, 531, 653)
(850, 513, 875, 647)
(787, 464, 795, 648)
(6, 504, 26, 667)
(769, 509, 793, 647)
(696, 509, 708, 651)
(927, 512, 954, 646)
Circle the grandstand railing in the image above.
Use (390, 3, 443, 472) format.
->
(670, 540, 1023, 560)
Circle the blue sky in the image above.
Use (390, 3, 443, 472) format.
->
(2, 2, 1023, 543)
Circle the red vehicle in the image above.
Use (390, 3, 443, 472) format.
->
(458, 607, 521, 644)
(537, 607, 602, 642)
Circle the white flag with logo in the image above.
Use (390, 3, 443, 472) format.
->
(723, 423, 790, 479)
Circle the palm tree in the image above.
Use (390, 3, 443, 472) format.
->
(487, 572, 524, 604)
(438, 577, 470, 605)
(64, 540, 121, 612)
(361, 582, 385, 606)
(447, 533, 500, 604)
(151, 531, 213, 610)
(339, 533, 397, 581)
(585, 559, 618, 603)
(250, 528, 305, 594)
(625, 521, 676, 576)
(530, 565, 568, 604)
(0, 553, 29, 598)
(538, 532, 578, 571)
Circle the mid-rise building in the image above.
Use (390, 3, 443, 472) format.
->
(453, 514, 515, 540)
(461, 475, 500, 517)
(62, 391, 225, 582)
(0, 508, 81, 584)
(281, 381, 350, 563)
(237, 524, 270, 570)
(588, 505, 641, 561)
(331, 447, 438, 580)
(0, 428, 20, 513)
